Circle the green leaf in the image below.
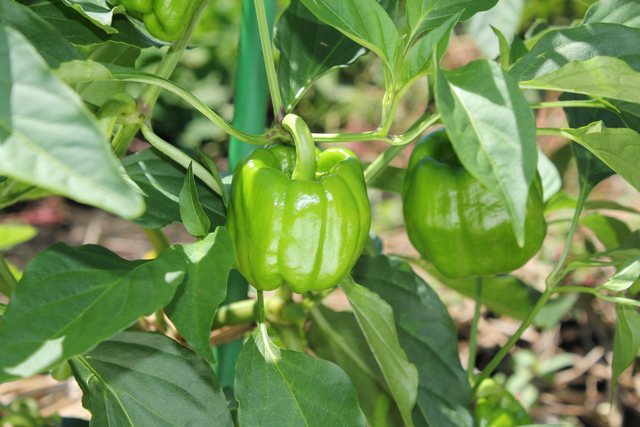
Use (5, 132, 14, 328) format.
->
(510, 24, 640, 82)
(0, 0, 86, 68)
(69, 330, 234, 426)
(579, 214, 631, 250)
(121, 148, 226, 230)
(583, 0, 640, 28)
(600, 256, 640, 292)
(235, 323, 366, 426)
(611, 300, 640, 400)
(0, 224, 37, 249)
(60, 0, 119, 33)
(520, 56, 640, 104)
(491, 26, 510, 69)
(164, 228, 235, 364)
(537, 149, 561, 202)
(275, 0, 393, 112)
(308, 306, 403, 427)
(0, 243, 187, 383)
(76, 42, 140, 106)
(566, 122, 640, 193)
(545, 192, 640, 215)
(435, 59, 537, 246)
(509, 34, 528, 65)
(299, 0, 399, 70)
(340, 275, 418, 427)
(21, 0, 165, 49)
(401, 11, 461, 84)
(0, 260, 21, 297)
(366, 164, 405, 193)
(0, 25, 145, 219)
(465, 0, 525, 60)
(351, 256, 474, 427)
(179, 163, 211, 238)
(406, 0, 498, 41)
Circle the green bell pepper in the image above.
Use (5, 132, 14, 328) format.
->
(115, 0, 204, 41)
(474, 379, 532, 427)
(227, 115, 371, 293)
(402, 129, 547, 279)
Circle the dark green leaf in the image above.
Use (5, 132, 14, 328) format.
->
(179, 163, 211, 237)
(510, 24, 640, 81)
(545, 192, 640, 215)
(299, 0, 399, 69)
(0, 224, 37, 249)
(579, 214, 631, 250)
(402, 12, 461, 84)
(351, 255, 474, 427)
(509, 34, 528, 65)
(69, 330, 234, 426)
(0, 243, 187, 382)
(308, 306, 403, 427)
(0, 25, 144, 219)
(122, 148, 226, 230)
(164, 228, 235, 364)
(20, 0, 165, 48)
(340, 275, 418, 427)
(610, 99, 640, 133)
(611, 301, 640, 400)
(406, 0, 498, 41)
(436, 59, 537, 245)
(235, 323, 366, 426)
(583, 0, 640, 28)
(0, 0, 86, 68)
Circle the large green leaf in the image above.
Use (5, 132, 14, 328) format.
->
(583, 0, 640, 28)
(299, 0, 399, 69)
(510, 24, 640, 81)
(340, 275, 419, 427)
(611, 301, 640, 400)
(0, 25, 144, 219)
(435, 59, 537, 245)
(0, 0, 86, 68)
(352, 255, 474, 427)
(164, 228, 235, 364)
(20, 0, 165, 49)
(0, 243, 187, 383)
(69, 331, 234, 426)
(235, 323, 366, 426)
(179, 163, 210, 238)
(405, 0, 498, 41)
(465, 0, 525, 59)
(121, 148, 226, 230)
(308, 305, 403, 427)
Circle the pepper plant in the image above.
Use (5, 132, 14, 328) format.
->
(1, 0, 640, 426)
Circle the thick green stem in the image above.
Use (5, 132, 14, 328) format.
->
(282, 115, 317, 181)
(258, 291, 266, 324)
(112, 124, 140, 159)
(554, 286, 640, 308)
(141, 227, 171, 254)
(0, 255, 17, 297)
(254, 0, 283, 119)
(212, 298, 258, 329)
(546, 185, 590, 288)
(472, 288, 553, 397)
(529, 99, 611, 110)
(467, 277, 482, 384)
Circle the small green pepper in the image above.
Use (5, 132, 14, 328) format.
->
(474, 379, 532, 427)
(402, 129, 547, 279)
(115, 0, 204, 41)
(226, 115, 371, 293)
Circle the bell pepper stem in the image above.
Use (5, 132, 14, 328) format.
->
(467, 277, 482, 384)
(96, 93, 138, 145)
(282, 115, 317, 181)
(471, 288, 553, 398)
(254, 0, 284, 120)
(257, 291, 266, 324)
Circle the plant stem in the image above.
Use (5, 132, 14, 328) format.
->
(467, 277, 482, 383)
(529, 99, 611, 110)
(546, 186, 589, 288)
(554, 286, 640, 308)
(274, 324, 305, 352)
(112, 123, 140, 159)
(212, 298, 258, 329)
(254, 0, 283, 120)
(472, 288, 553, 397)
(0, 255, 17, 297)
(257, 290, 266, 324)
(141, 227, 171, 254)
(283, 115, 316, 181)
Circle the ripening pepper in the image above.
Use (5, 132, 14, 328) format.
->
(402, 129, 547, 279)
(226, 115, 371, 294)
(115, 0, 204, 41)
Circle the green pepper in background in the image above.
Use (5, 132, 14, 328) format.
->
(116, 0, 205, 41)
(474, 379, 532, 427)
(402, 129, 547, 279)
(227, 115, 371, 293)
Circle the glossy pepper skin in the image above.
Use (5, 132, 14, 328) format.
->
(226, 115, 371, 294)
(402, 129, 547, 279)
(115, 0, 203, 41)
